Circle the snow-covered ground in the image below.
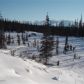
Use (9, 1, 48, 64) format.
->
(0, 31, 84, 84)
(0, 49, 84, 84)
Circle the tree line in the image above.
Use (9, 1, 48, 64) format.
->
(0, 14, 84, 37)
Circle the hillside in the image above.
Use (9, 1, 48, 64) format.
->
(0, 48, 84, 84)
(0, 31, 84, 84)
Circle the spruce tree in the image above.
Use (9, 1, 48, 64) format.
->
(63, 35, 68, 54)
(25, 33, 28, 41)
(21, 32, 25, 45)
(39, 33, 54, 64)
(17, 33, 20, 45)
(0, 30, 6, 49)
(56, 37, 59, 55)
(7, 33, 11, 45)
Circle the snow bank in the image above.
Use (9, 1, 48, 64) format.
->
(0, 50, 84, 84)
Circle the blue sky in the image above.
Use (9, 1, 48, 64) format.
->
(0, 0, 84, 21)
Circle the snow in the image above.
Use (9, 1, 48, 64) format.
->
(0, 31, 84, 84)
(0, 48, 84, 84)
